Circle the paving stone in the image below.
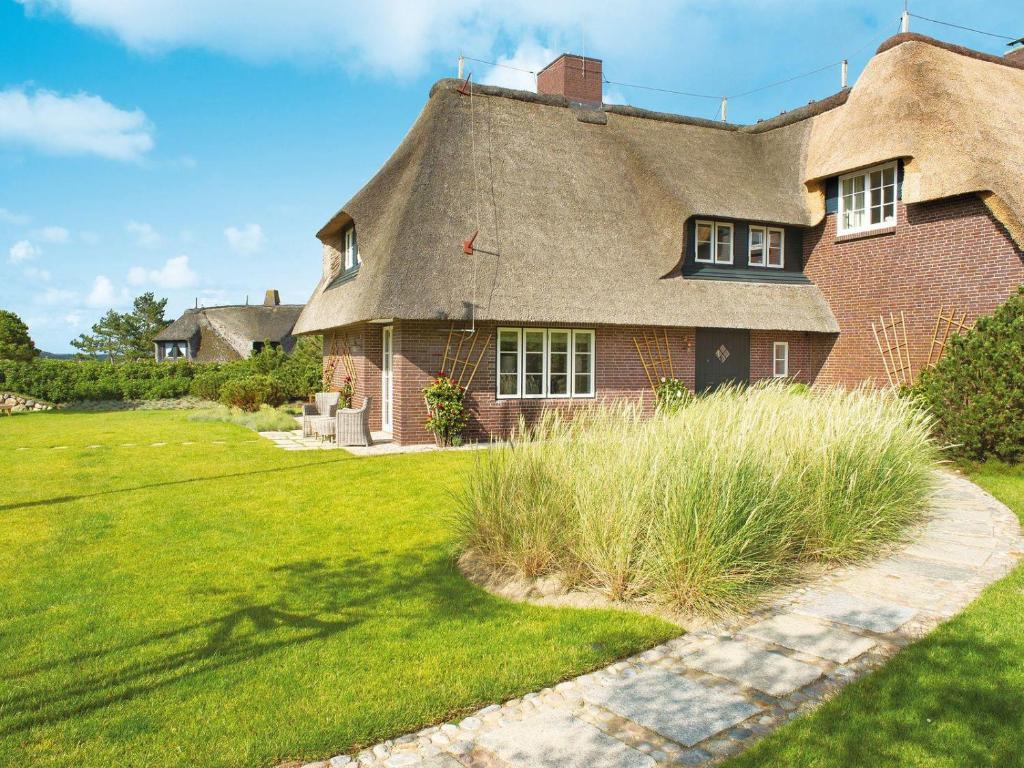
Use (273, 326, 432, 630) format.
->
(874, 555, 978, 583)
(794, 590, 917, 633)
(584, 668, 760, 747)
(830, 569, 951, 610)
(477, 711, 655, 768)
(742, 613, 876, 663)
(683, 638, 822, 696)
(904, 539, 992, 569)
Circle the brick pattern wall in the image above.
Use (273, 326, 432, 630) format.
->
(536, 54, 603, 105)
(320, 320, 824, 444)
(322, 323, 383, 430)
(805, 194, 1024, 387)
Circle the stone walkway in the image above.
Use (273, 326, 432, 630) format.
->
(299, 472, 1023, 768)
(259, 427, 492, 457)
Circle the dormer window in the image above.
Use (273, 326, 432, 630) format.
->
(343, 225, 360, 270)
(695, 220, 734, 264)
(838, 162, 897, 235)
(749, 226, 784, 268)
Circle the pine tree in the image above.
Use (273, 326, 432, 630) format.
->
(0, 310, 39, 361)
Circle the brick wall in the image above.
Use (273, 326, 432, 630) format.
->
(322, 323, 382, 430)
(805, 194, 1023, 387)
(537, 54, 603, 105)
(324, 320, 826, 444)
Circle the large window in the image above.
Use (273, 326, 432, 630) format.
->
(695, 220, 734, 265)
(496, 328, 595, 399)
(748, 226, 785, 268)
(773, 341, 789, 378)
(838, 162, 897, 235)
(343, 225, 360, 270)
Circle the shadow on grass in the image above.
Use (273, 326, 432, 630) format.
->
(0, 456, 350, 512)
(0, 553, 495, 739)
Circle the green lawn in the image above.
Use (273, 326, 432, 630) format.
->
(0, 411, 676, 768)
(727, 462, 1024, 768)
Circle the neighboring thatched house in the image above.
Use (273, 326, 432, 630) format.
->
(294, 33, 1024, 444)
(155, 290, 303, 362)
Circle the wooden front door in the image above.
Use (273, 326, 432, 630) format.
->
(695, 328, 750, 392)
(381, 325, 394, 433)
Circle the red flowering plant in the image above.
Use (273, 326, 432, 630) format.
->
(422, 372, 468, 447)
(337, 375, 354, 409)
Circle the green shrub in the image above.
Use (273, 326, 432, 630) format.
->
(423, 374, 468, 446)
(654, 377, 692, 414)
(912, 287, 1024, 462)
(455, 382, 938, 616)
(219, 375, 285, 412)
(189, 369, 230, 401)
(188, 404, 298, 432)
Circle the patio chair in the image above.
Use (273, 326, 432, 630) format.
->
(302, 392, 341, 437)
(336, 396, 373, 447)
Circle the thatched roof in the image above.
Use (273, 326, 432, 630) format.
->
(295, 33, 1024, 336)
(156, 304, 303, 358)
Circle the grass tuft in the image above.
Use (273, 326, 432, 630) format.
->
(188, 403, 299, 431)
(455, 382, 939, 616)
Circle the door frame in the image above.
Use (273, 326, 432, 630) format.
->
(695, 327, 751, 393)
(381, 325, 394, 433)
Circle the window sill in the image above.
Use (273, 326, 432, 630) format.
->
(326, 266, 360, 289)
(835, 225, 896, 243)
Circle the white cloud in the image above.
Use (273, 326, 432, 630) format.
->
(14, 1, 685, 78)
(39, 286, 76, 304)
(480, 39, 554, 91)
(0, 207, 31, 225)
(9, 239, 38, 263)
(32, 225, 70, 243)
(64, 312, 82, 327)
(224, 223, 266, 255)
(127, 254, 197, 289)
(86, 274, 129, 307)
(0, 86, 154, 161)
(125, 220, 162, 248)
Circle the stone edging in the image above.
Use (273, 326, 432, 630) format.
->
(290, 471, 1023, 768)
(1, 392, 53, 412)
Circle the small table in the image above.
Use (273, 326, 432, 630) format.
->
(309, 415, 336, 443)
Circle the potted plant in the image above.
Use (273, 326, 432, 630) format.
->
(422, 372, 468, 447)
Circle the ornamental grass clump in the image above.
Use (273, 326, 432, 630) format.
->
(455, 382, 939, 616)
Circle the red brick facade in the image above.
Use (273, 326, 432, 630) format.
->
(805, 194, 1024, 387)
(537, 54, 603, 105)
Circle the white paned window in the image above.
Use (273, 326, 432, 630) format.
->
(495, 328, 595, 399)
(497, 328, 522, 398)
(547, 330, 570, 398)
(773, 341, 789, 378)
(572, 330, 595, 397)
(523, 329, 546, 398)
(695, 220, 734, 264)
(164, 341, 186, 360)
(767, 228, 784, 268)
(343, 226, 359, 269)
(749, 226, 765, 266)
(839, 162, 897, 235)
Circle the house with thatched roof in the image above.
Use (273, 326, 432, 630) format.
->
(155, 290, 303, 362)
(295, 33, 1024, 444)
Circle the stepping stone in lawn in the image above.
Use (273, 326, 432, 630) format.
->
(794, 591, 916, 633)
(683, 639, 823, 697)
(742, 613, 876, 663)
(476, 711, 655, 768)
(583, 667, 761, 747)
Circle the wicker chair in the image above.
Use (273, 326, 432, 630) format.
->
(336, 396, 373, 447)
(302, 392, 341, 437)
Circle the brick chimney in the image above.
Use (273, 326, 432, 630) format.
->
(537, 53, 603, 105)
(263, 289, 281, 307)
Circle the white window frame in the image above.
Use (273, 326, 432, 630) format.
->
(694, 220, 734, 265)
(572, 329, 596, 398)
(496, 327, 523, 399)
(343, 226, 359, 269)
(495, 328, 595, 400)
(766, 227, 784, 268)
(522, 328, 548, 399)
(772, 341, 789, 378)
(748, 226, 766, 267)
(837, 162, 898, 235)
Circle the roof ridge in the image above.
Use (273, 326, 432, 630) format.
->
(877, 32, 1024, 72)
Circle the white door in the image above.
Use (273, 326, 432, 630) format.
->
(381, 325, 394, 433)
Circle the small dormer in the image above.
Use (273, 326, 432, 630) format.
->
(681, 216, 808, 283)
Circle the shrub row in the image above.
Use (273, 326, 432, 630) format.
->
(0, 337, 323, 407)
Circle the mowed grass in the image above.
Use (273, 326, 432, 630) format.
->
(726, 461, 1024, 768)
(0, 411, 676, 768)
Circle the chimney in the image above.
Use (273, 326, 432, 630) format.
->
(264, 289, 281, 307)
(1006, 39, 1024, 65)
(537, 53, 603, 105)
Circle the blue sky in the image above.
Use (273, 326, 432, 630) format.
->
(2, 0, 1020, 352)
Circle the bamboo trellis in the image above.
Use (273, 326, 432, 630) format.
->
(871, 311, 913, 388)
(926, 306, 971, 367)
(633, 328, 676, 392)
(439, 324, 491, 391)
